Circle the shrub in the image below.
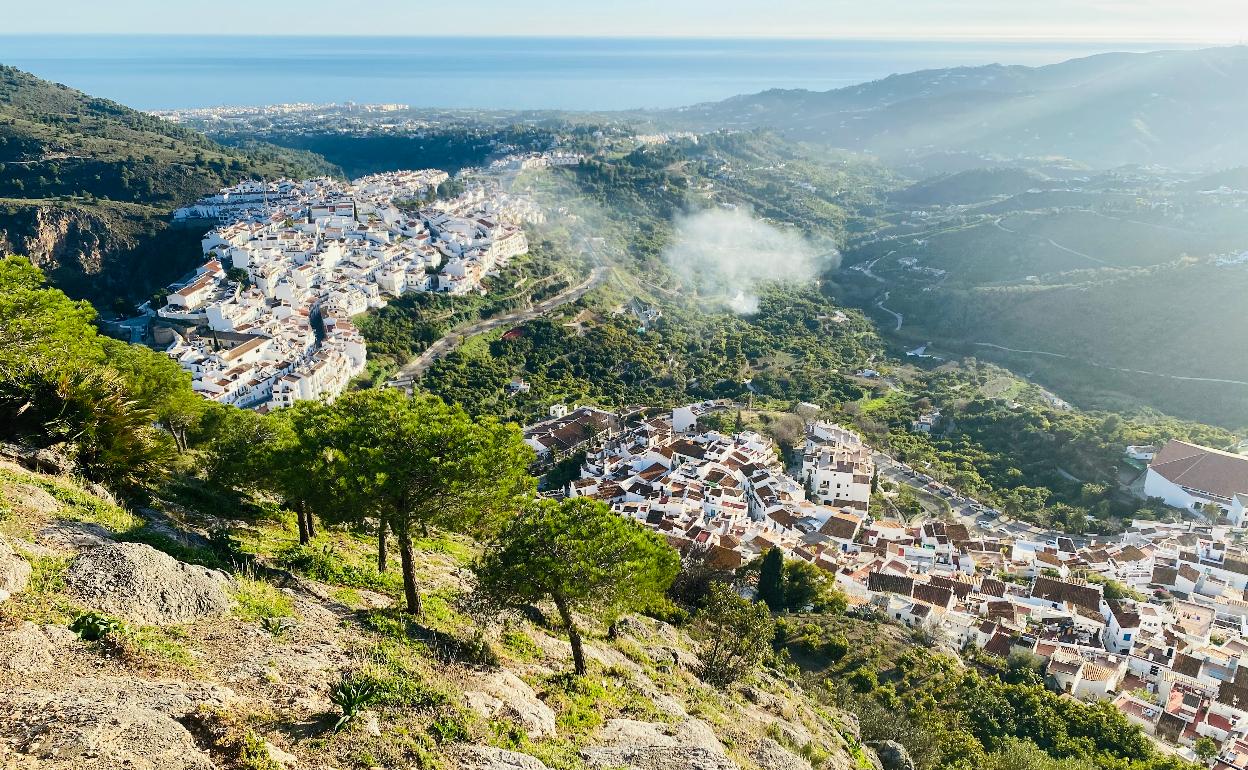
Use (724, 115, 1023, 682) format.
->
(427, 712, 472, 744)
(693, 583, 775, 686)
(70, 610, 127, 641)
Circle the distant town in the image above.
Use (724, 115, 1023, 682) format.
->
(148, 151, 580, 410)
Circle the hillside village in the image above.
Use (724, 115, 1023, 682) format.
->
(152, 155, 578, 410)
(538, 402, 1248, 765)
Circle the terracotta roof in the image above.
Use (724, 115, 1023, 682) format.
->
(1030, 575, 1103, 613)
(1149, 440, 1248, 501)
(867, 571, 914, 596)
(978, 577, 1008, 598)
(913, 582, 954, 609)
(1172, 652, 1203, 679)
(984, 632, 1014, 657)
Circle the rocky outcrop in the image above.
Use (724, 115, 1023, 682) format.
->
(456, 746, 552, 770)
(752, 737, 813, 770)
(66, 542, 234, 625)
(582, 717, 738, 770)
(0, 536, 31, 602)
(0, 621, 75, 674)
(0, 442, 75, 476)
(0, 681, 234, 770)
(868, 741, 916, 770)
(463, 670, 558, 739)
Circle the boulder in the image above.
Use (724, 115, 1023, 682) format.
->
(0, 688, 216, 770)
(752, 738, 813, 770)
(867, 741, 915, 770)
(0, 621, 75, 674)
(456, 746, 552, 770)
(0, 442, 75, 476)
(66, 542, 234, 625)
(0, 536, 31, 601)
(463, 670, 557, 738)
(582, 717, 738, 770)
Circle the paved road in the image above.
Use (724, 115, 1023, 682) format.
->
(873, 451, 1094, 548)
(388, 266, 608, 387)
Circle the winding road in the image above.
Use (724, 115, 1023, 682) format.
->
(387, 266, 609, 387)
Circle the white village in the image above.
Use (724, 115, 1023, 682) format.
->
(151, 153, 578, 410)
(526, 400, 1248, 760)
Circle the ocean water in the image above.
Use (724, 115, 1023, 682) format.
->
(0, 35, 1202, 111)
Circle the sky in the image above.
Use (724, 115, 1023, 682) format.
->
(5, 0, 1247, 41)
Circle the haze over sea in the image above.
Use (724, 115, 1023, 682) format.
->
(1, 35, 1204, 111)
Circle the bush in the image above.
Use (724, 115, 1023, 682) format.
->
(277, 542, 392, 591)
(693, 583, 775, 686)
(70, 610, 127, 641)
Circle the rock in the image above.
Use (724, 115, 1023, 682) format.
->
(66, 542, 234, 625)
(265, 740, 298, 768)
(0, 536, 31, 600)
(37, 520, 114, 552)
(0, 688, 215, 770)
(0, 442, 76, 476)
(455, 746, 552, 770)
(364, 710, 382, 737)
(463, 670, 557, 738)
(769, 719, 813, 749)
(867, 741, 915, 770)
(752, 738, 812, 770)
(6, 482, 60, 517)
(582, 717, 738, 770)
(0, 621, 74, 674)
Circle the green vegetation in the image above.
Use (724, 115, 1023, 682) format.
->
(692, 582, 776, 686)
(0, 66, 339, 303)
(0, 256, 202, 486)
(476, 497, 679, 676)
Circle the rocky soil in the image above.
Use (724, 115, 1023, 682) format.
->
(0, 460, 878, 770)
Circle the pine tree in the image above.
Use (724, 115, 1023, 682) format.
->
(757, 547, 785, 611)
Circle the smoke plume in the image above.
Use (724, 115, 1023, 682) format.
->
(662, 207, 838, 314)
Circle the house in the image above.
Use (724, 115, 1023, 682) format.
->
(1145, 440, 1248, 518)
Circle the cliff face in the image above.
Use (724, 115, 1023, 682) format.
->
(0, 461, 878, 770)
(0, 201, 204, 307)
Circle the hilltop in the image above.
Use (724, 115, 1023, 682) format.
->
(0, 65, 339, 305)
(662, 46, 1248, 169)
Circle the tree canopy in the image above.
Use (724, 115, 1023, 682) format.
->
(475, 497, 679, 675)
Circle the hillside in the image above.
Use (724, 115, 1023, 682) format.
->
(889, 168, 1050, 207)
(663, 46, 1248, 169)
(0, 456, 874, 770)
(0, 65, 339, 305)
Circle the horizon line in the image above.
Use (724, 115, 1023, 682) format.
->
(0, 32, 1241, 45)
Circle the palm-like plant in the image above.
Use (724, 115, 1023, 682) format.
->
(329, 676, 377, 733)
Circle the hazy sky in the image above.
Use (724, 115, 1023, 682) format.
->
(7, 0, 1247, 41)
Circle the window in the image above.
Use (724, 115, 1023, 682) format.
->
(1123, 633, 1132, 641)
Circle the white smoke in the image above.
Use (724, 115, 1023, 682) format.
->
(662, 207, 839, 315)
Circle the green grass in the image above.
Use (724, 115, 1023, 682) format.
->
(2, 554, 76, 624)
(233, 576, 296, 622)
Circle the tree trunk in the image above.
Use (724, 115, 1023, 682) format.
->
(553, 593, 586, 676)
(304, 508, 317, 540)
(397, 524, 423, 616)
(377, 519, 389, 573)
(296, 500, 310, 545)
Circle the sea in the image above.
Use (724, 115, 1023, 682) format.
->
(0, 35, 1206, 111)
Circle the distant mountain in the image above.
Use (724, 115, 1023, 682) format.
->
(891, 168, 1051, 207)
(665, 46, 1248, 170)
(0, 65, 339, 306)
